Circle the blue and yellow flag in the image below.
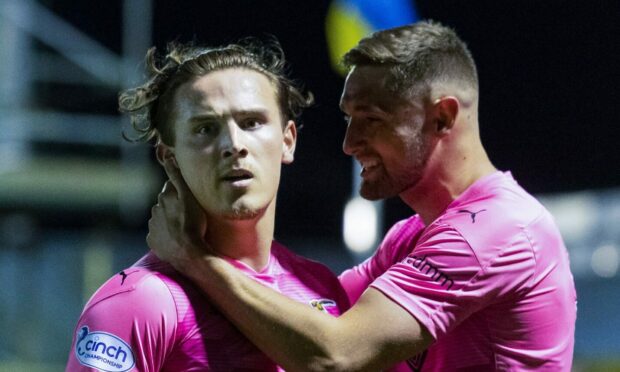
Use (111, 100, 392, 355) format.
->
(326, 0, 418, 75)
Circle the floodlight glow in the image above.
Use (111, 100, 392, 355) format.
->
(343, 197, 377, 254)
(591, 244, 619, 278)
(539, 192, 597, 244)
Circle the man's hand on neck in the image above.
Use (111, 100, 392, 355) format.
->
(148, 156, 273, 274)
(147, 157, 210, 274)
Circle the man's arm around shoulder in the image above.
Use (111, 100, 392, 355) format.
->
(183, 255, 433, 372)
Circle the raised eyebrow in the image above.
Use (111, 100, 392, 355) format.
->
(188, 113, 221, 123)
(234, 109, 270, 118)
(340, 104, 385, 116)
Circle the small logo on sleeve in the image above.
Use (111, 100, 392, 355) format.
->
(404, 255, 454, 290)
(309, 299, 337, 312)
(457, 209, 486, 223)
(75, 326, 135, 372)
(118, 270, 139, 285)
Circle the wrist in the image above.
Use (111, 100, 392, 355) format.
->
(183, 251, 227, 280)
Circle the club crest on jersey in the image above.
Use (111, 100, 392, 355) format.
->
(309, 298, 337, 312)
(75, 326, 135, 372)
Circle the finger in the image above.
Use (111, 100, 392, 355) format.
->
(145, 231, 154, 251)
(156, 187, 181, 220)
(149, 205, 163, 226)
(146, 209, 158, 249)
(163, 157, 192, 201)
(159, 180, 178, 201)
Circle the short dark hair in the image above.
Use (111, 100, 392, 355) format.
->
(343, 20, 478, 98)
(119, 38, 314, 144)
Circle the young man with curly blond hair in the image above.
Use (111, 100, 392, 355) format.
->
(66, 40, 349, 371)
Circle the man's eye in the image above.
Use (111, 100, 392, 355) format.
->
(366, 116, 382, 124)
(241, 118, 262, 129)
(196, 123, 217, 135)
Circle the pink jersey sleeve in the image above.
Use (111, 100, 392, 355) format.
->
(66, 269, 177, 372)
(370, 221, 536, 340)
(339, 216, 426, 304)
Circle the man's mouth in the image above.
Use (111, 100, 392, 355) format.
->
(221, 169, 254, 185)
(359, 159, 380, 176)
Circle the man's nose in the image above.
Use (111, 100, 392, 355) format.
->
(342, 119, 364, 156)
(220, 122, 248, 158)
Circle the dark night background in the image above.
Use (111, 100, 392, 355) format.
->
(1, 1, 619, 369)
(40, 0, 620, 240)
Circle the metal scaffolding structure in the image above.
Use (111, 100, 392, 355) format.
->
(0, 0, 158, 224)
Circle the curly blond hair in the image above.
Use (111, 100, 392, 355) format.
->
(119, 38, 314, 144)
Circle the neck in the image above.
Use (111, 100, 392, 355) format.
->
(400, 129, 496, 225)
(205, 200, 276, 272)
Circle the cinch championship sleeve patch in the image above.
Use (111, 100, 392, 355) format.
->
(74, 325, 135, 372)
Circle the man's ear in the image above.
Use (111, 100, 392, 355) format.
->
(432, 96, 459, 135)
(282, 120, 297, 164)
(156, 142, 176, 167)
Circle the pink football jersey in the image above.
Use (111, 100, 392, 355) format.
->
(340, 171, 577, 371)
(67, 241, 349, 371)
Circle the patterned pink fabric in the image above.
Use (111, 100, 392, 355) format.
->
(67, 241, 349, 371)
(340, 171, 577, 371)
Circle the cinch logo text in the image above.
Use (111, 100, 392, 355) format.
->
(75, 326, 135, 372)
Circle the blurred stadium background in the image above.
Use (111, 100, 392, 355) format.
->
(0, 0, 618, 370)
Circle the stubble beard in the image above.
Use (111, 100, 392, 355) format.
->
(359, 130, 431, 201)
(199, 192, 262, 221)
(222, 205, 261, 220)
